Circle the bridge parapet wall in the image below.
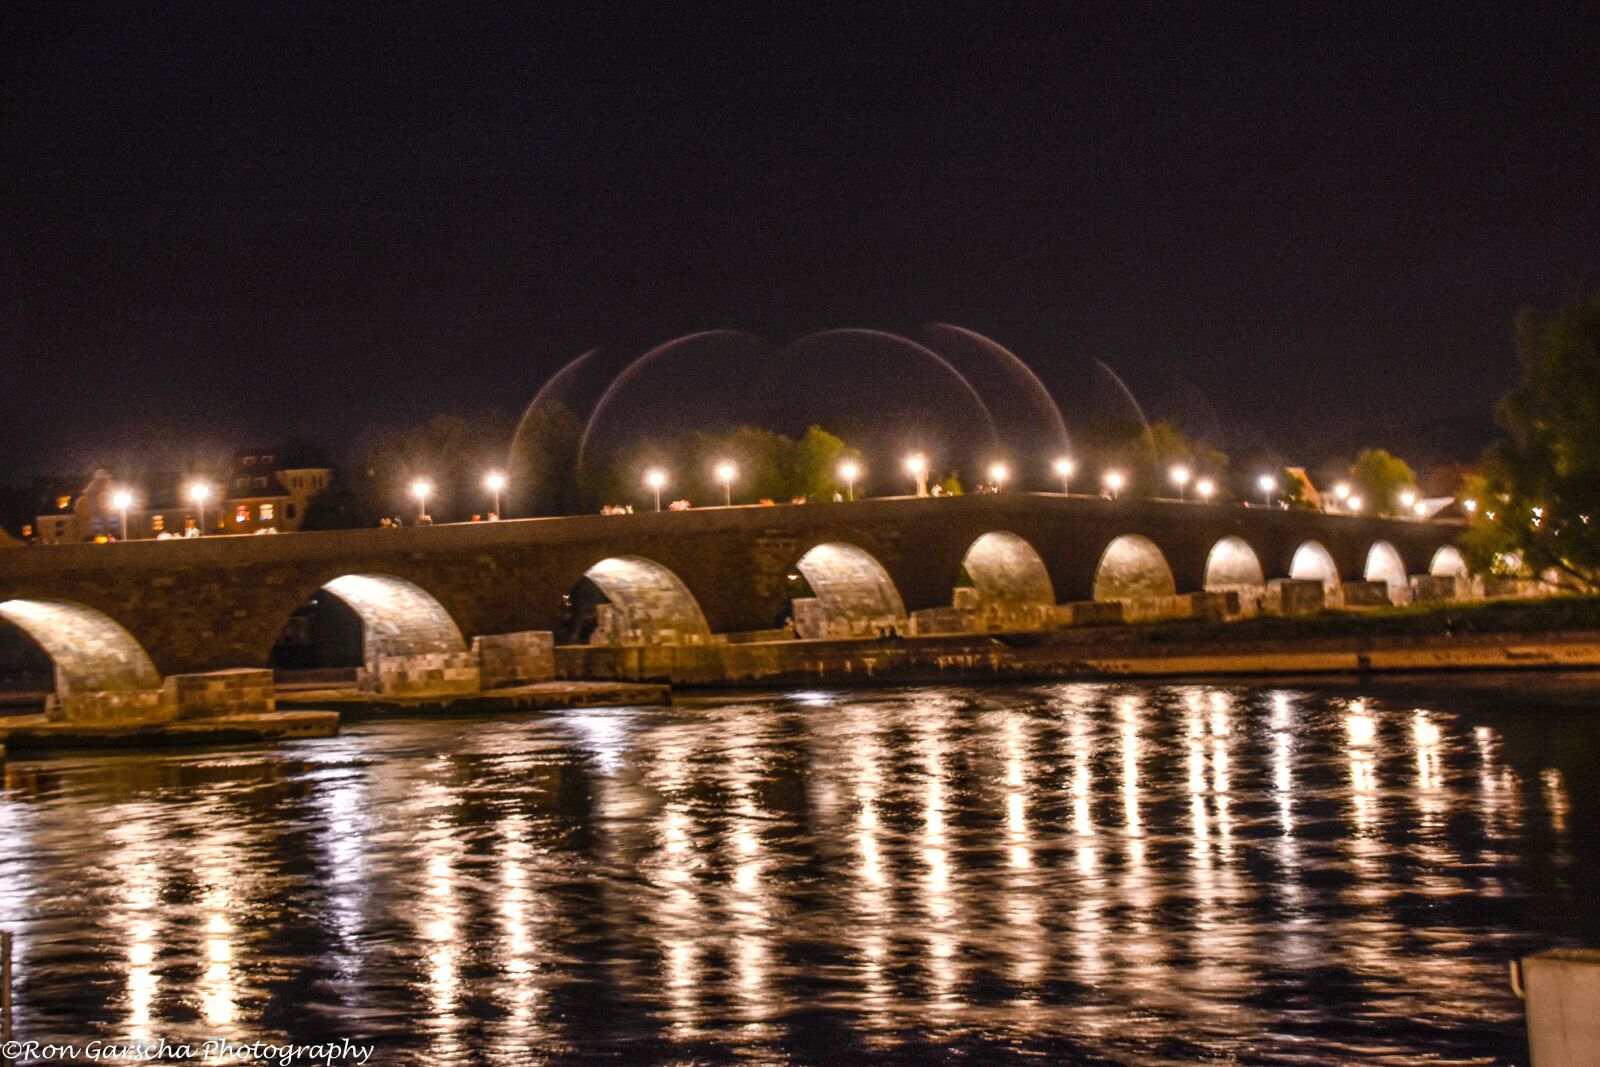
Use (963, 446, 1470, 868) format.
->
(0, 495, 1465, 677)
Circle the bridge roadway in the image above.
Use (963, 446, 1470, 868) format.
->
(0, 494, 1463, 699)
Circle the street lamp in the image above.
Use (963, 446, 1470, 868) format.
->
(1195, 478, 1215, 502)
(485, 472, 507, 519)
(1462, 498, 1478, 515)
(187, 482, 211, 535)
(112, 489, 134, 541)
(1348, 495, 1364, 513)
(645, 469, 667, 512)
(411, 479, 432, 521)
(1103, 470, 1125, 500)
(838, 460, 859, 502)
(905, 454, 929, 497)
(987, 462, 1008, 492)
(715, 461, 736, 506)
(1053, 457, 1076, 495)
(1399, 489, 1417, 512)
(1170, 465, 1191, 500)
(1413, 500, 1429, 519)
(1333, 482, 1351, 504)
(1257, 474, 1277, 506)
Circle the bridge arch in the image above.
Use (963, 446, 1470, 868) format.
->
(1203, 536, 1266, 597)
(0, 598, 164, 718)
(958, 531, 1054, 623)
(1430, 546, 1469, 578)
(1093, 534, 1176, 602)
(271, 573, 469, 673)
(1290, 540, 1342, 594)
(571, 555, 710, 646)
(1364, 541, 1409, 595)
(789, 542, 907, 639)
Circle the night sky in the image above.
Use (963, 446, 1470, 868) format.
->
(4, 4, 1597, 483)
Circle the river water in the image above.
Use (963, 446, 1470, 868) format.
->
(0, 680, 1595, 1065)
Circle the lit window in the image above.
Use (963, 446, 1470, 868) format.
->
(236, 505, 249, 524)
(151, 514, 165, 532)
(259, 503, 275, 521)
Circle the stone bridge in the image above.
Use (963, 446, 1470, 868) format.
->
(0, 495, 1465, 716)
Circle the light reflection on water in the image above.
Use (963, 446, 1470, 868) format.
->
(0, 682, 1595, 1064)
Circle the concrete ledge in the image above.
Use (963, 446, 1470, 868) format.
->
(165, 668, 275, 719)
(360, 652, 481, 696)
(1342, 581, 1393, 608)
(473, 630, 555, 688)
(555, 628, 1600, 686)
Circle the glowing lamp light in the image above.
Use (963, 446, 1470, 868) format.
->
(645, 468, 667, 511)
(1257, 474, 1277, 506)
(1053, 456, 1077, 495)
(987, 462, 1008, 490)
(1103, 470, 1126, 499)
(1413, 500, 1428, 518)
(1334, 482, 1351, 501)
(838, 460, 860, 501)
(485, 471, 507, 519)
(905, 453, 929, 497)
(1169, 465, 1191, 499)
(112, 489, 135, 540)
(411, 479, 432, 520)
(1195, 478, 1215, 501)
(1348, 495, 1364, 513)
(715, 461, 737, 506)
(187, 482, 212, 536)
(1462, 498, 1478, 514)
(1398, 489, 1417, 509)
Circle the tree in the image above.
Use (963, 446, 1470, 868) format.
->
(580, 425, 854, 509)
(1463, 293, 1600, 589)
(1350, 449, 1417, 517)
(1094, 419, 1228, 497)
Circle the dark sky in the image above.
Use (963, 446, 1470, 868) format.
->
(3, 4, 1597, 483)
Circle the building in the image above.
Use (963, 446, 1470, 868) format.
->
(32, 448, 333, 544)
(225, 448, 333, 534)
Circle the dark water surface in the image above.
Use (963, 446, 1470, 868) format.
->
(2, 681, 1597, 1065)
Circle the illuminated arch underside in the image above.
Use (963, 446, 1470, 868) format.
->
(583, 556, 710, 645)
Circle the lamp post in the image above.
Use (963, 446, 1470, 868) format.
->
(411, 479, 432, 521)
(1103, 471, 1125, 500)
(987, 462, 1008, 492)
(715, 461, 736, 506)
(112, 490, 134, 541)
(1413, 500, 1429, 519)
(1333, 482, 1351, 510)
(646, 469, 667, 512)
(188, 482, 211, 535)
(839, 461, 859, 502)
(1257, 474, 1277, 506)
(905, 454, 929, 497)
(1348, 495, 1364, 514)
(1399, 489, 1417, 515)
(1170, 465, 1191, 500)
(1195, 478, 1215, 502)
(485, 472, 506, 520)
(1053, 457, 1076, 495)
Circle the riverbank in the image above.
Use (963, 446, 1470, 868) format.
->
(558, 596, 1600, 686)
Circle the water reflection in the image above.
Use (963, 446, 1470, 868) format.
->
(0, 682, 1592, 1064)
